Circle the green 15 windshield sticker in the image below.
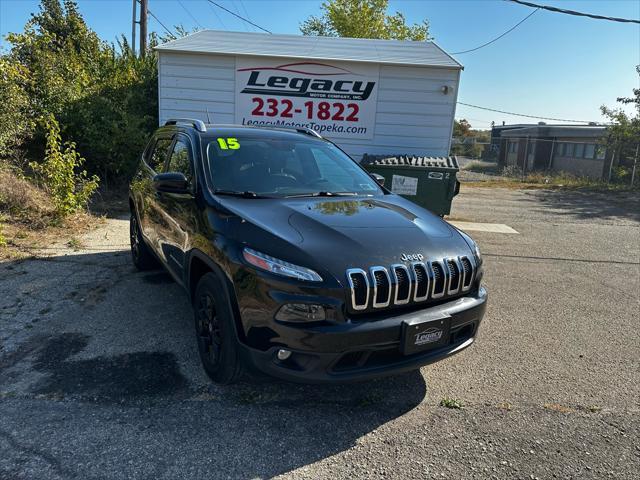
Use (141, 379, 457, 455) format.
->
(217, 138, 240, 150)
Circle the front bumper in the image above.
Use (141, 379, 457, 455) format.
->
(240, 286, 487, 383)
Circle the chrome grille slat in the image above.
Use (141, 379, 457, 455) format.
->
(430, 260, 447, 299)
(346, 256, 476, 311)
(460, 256, 474, 292)
(346, 268, 369, 311)
(369, 266, 391, 308)
(445, 257, 462, 295)
(411, 262, 430, 302)
(390, 264, 411, 305)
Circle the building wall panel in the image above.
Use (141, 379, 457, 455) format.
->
(159, 52, 460, 159)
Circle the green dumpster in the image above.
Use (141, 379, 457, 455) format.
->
(361, 155, 460, 216)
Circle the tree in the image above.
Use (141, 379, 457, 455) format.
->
(300, 0, 431, 41)
(1, 0, 162, 180)
(600, 66, 640, 183)
(453, 119, 472, 138)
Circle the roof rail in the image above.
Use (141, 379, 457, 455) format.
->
(256, 125, 323, 139)
(164, 118, 206, 132)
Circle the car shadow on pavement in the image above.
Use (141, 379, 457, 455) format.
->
(523, 189, 640, 222)
(0, 251, 427, 479)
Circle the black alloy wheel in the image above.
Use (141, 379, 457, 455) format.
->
(193, 273, 243, 384)
(129, 212, 158, 270)
(196, 292, 223, 367)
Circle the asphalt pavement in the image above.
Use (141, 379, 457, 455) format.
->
(1, 186, 639, 479)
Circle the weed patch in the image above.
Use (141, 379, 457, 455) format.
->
(543, 403, 574, 414)
(440, 397, 464, 409)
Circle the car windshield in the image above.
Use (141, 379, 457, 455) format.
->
(206, 135, 383, 198)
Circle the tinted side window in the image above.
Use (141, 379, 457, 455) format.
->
(148, 137, 173, 171)
(167, 137, 193, 183)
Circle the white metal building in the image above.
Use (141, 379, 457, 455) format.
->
(155, 30, 462, 159)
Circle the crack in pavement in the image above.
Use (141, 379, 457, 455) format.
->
(0, 426, 78, 479)
(484, 253, 640, 265)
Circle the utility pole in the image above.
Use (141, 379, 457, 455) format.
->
(631, 143, 639, 187)
(131, 0, 137, 56)
(140, 0, 148, 57)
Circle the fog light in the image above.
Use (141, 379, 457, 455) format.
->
(275, 303, 326, 322)
(277, 349, 292, 361)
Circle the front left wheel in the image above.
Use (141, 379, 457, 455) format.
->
(194, 273, 243, 384)
(130, 212, 158, 271)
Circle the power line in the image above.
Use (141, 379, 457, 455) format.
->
(204, 0, 227, 29)
(238, 0, 256, 32)
(452, 8, 539, 55)
(147, 8, 175, 37)
(206, 0, 272, 33)
(229, 0, 248, 32)
(507, 0, 640, 24)
(177, 0, 204, 29)
(457, 102, 596, 124)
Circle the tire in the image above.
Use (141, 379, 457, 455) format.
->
(130, 211, 158, 271)
(193, 273, 243, 384)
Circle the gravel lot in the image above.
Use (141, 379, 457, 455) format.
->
(1, 186, 639, 479)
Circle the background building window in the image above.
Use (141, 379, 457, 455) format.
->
(596, 145, 606, 160)
(527, 140, 536, 154)
(558, 143, 566, 156)
(565, 143, 575, 157)
(584, 144, 595, 159)
(575, 143, 585, 158)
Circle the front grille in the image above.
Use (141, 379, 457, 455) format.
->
(411, 262, 429, 302)
(446, 258, 461, 294)
(392, 264, 411, 305)
(431, 261, 446, 298)
(460, 257, 473, 291)
(346, 256, 475, 311)
(346, 269, 369, 310)
(370, 267, 391, 308)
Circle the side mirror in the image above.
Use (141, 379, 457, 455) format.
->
(153, 172, 190, 194)
(370, 173, 385, 187)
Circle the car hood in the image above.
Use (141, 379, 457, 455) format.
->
(220, 195, 472, 279)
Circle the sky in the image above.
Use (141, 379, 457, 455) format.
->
(1, 0, 639, 129)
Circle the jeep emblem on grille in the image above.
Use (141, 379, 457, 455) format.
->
(401, 253, 424, 262)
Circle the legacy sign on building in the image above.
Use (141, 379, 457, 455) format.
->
(235, 57, 379, 139)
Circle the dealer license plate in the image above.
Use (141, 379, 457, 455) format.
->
(401, 315, 451, 355)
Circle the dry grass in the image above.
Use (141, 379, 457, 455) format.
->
(543, 403, 575, 414)
(464, 163, 638, 192)
(496, 401, 513, 411)
(0, 167, 100, 260)
(461, 162, 638, 192)
(0, 168, 57, 228)
(463, 161, 501, 175)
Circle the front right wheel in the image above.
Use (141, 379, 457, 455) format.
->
(194, 273, 243, 384)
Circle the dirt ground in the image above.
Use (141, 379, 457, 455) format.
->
(1, 186, 639, 479)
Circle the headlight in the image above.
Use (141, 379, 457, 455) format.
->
(242, 247, 322, 282)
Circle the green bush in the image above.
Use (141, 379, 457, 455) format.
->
(1, 0, 160, 182)
(0, 219, 6, 247)
(30, 115, 99, 215)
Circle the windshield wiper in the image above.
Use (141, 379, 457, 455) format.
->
(213, 189, 272, 199)
(284, 191, 360, 198)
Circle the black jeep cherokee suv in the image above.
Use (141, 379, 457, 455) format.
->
(129, 118, 487, 384)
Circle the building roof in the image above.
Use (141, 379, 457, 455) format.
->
(155, 30, 462, 69)
(501, 125, 606, 139)
(491, 123, 542, 131)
